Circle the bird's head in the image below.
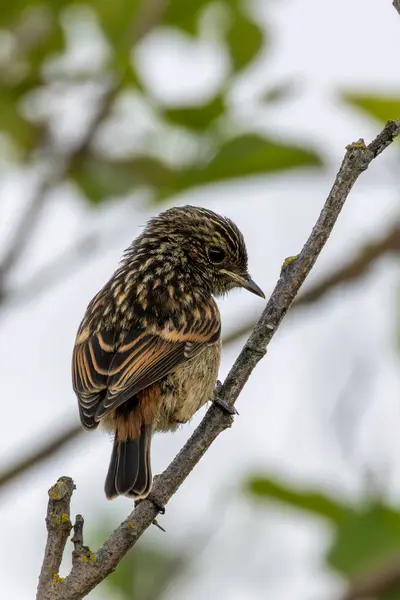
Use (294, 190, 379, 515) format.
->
(133, 205, 264, 299)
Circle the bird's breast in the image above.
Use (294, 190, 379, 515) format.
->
(155, 340, 221, 432)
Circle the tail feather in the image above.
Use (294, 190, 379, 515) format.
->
(104, 425, 152, 500)
(127, 425, 152, 498)
(116, 439, 140, 496)
(104, 437, 119, 500)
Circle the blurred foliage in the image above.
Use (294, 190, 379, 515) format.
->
(94, 521, 189, 600)
(342, 92, 400, 125)
(0, 0, 324, 205)
(247, 474, 400, 585)
(249, 475, 347, 523)
(72, 135, 322, 203)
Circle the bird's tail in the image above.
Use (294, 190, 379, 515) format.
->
(104, 425, 152, 499)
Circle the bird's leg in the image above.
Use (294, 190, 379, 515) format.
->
(134, 493, 166, 532)
(135, 481, 166, 516)
(212, 380, 238, 415)
(146, 492, 166, 515)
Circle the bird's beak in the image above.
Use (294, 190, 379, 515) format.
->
(241, 276, 265, 298)
(220, 270, 265, 299)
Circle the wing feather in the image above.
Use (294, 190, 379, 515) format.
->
(72, 300, 221, 428)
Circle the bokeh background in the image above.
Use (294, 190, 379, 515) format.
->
(1, 1, 400, 599)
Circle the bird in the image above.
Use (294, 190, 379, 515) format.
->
(72, 205, 264, 503)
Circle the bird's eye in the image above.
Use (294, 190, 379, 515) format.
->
(207, 246, 225, 264)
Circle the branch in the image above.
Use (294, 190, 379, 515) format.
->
(296, 224, 400, 305)
(394, 0, 400, 18)
(0, 180, 51, 286)
(0, 422, 81, 490)
(36, 477, 75, 600)
(34, 121, 400, 600)
(0, 231, 103, 320)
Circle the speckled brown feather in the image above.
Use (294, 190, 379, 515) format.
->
(72, 205, 260, 500)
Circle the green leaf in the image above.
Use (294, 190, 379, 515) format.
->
(226, 11, 264, 71)
(342, 93, 400, 124)
(71, 156, 177, 204)
(163, 95, 225, 131)
(0, 0, 70, 28)
(328, 503, 400, 576)
(181, 134, 323, 187)
(0, 96, 40, 153)
(379, 592, 400, 600)
(164, 0, 214, 35)
(247, 476, 347, 524)
(28, 18, 65, 74)
(88, 0, 140, 49)
(73, 136, 323, 204)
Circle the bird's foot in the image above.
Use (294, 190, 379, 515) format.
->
(135, 491, 167, 532)
(212, 381, 238, 416)
(148, 492, 166, 515)
(135, 492, 166, 515)
(214, 380, 223, 395)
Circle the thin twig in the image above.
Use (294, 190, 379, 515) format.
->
(36, 477, 75, 600)
(0, 231, 102, 320)
(393, 0, 400, 18)
(0, 422, 82, 491)
(36, 122, 399, 600)
(71, 515, 88, 570)
(0, 180, 52, 284)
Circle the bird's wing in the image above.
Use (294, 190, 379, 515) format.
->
(72, 328, 115, 430)
(72, 304, 220, 428)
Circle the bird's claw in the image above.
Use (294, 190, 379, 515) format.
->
(214, 380, 223, 394)
(213, 395, 238, 416)
(135, 492, 166, 515)
(152, 519, 166, 533)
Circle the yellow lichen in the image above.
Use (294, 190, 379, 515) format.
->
(90, 554, 97, 564)
(53, 573, 64, 585)
(81, 556, 89, 563)
(346, 138, 366, 150)
(127, 521, 136, 529)
(56, 513, 70, 525)
(49, 485, 63, 500)
(281, 255, 298, 271)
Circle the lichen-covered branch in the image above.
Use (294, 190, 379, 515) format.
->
(36, 477, 75, 600)
(34, 120, 400, 600)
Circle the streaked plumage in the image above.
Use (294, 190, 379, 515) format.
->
(72, 205, 264, 500)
